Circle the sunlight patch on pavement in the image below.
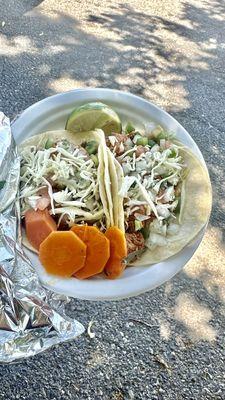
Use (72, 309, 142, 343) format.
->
(37, 64, 51, 75)
(48, 76, 84, 92)
(43, 45, 66, 55)
(0, 35, 37, 56)
(48, 75, 102, 93)
(174, 293, 217, 341)
(157, 317, 171, 341)
(184, 226, 225, 303)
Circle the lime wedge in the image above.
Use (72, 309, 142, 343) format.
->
(65, 102, 122, 135)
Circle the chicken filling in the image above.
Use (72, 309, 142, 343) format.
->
(107, 123, 187, 254)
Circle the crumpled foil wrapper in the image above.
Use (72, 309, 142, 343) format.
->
(0, 112, 84, 363)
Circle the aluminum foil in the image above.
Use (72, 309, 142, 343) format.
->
(0, 112, 84, 363)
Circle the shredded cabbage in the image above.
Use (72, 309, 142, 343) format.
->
(20, 140, 104, 227)
(109, 123, 187, 248)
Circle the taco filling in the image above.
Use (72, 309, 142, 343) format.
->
(106, 123, 211, 264)
(19, 130, 111, 253)
(18, 103, 212, 277)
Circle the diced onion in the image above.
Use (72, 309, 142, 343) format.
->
(108, 136, 118, 146)
(156, 204, 171, 219)
(134, 213, 150, 221)
(167, 223, 180, 236)
(146, 232, 168, 248)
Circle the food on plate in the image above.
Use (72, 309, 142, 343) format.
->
(66, 102, 122, 135)
(105, 119, 212, 265)
(19, 129, 113, 254)
(24, 209, 57, 251)
(39, 231, 87, 276)
(104, 227, 127, 279)
(71, 225, 110, 279)
(19, 101, 211, 280)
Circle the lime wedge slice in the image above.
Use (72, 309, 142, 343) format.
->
(65, 102, 122, 135)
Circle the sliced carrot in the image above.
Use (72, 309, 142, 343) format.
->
(104, 227, 127, 279)
(25, 209, 57, 251)
(105, 258, 126, 279)
(71, 225, 110, 279)
(39, 231, 87, 277)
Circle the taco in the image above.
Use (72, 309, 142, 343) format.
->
(19, 129, 113, 253)
(105, 125, 212, 265)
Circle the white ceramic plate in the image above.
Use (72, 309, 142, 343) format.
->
(12, 88, 209, 301)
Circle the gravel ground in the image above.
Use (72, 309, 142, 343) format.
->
(0, 0, 225, 399)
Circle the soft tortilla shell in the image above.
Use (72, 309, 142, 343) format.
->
(107, 148, 125, 230)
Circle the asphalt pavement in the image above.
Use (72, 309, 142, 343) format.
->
(0, 0, 225, 399)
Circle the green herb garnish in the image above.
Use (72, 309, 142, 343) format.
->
(135, 220, 143, 231)
(136, 136, 148, 146)
(85, 140, 98, 155)
(0, 181, 6, 190)
(168, 148, 177, 158)
(90, 154, 99, 167)
(148, 139, 156, 147)
(45, 138, 54, 149)
(125, 122, 135, 134)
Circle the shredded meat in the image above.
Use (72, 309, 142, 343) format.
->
(125, 232, 145, 254)
(174, 184, 181, 196)
(135, 145, 147, 157)
(115, 144, 124, 156)
(113, 133, 128, 156)
(106, 137, 111, 148)
(144, 214, 155, 225)
(127, 214, 135, 233)
(127, 206, 145, 232)
(134, 205, 146, 215)
(37, 187, 48, 197)
(127, 206, 154, 233)
(36, 187, 51, 210)
(127, 131, 135, 140)
(36, 197, 50, 210)
(156, 188, 168, 204)
(165, 140, 171, 149)
(106, 133, 128, 155)
(114, 133, 127, 143)
(127, 206, 146, 232)
(56, 214, 69, 230)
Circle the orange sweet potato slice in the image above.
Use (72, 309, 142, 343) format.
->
(104, 227, 127, 279)
(71, 225, 110, 279)
(39, 231, 87, 277)
(25, 209, 57, 251)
